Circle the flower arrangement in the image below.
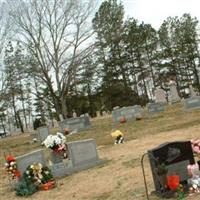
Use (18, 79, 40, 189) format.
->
(191, 139, 200, 158)
(42, 132, 66, 151)
(23, 162, 53, 187)
(5, 155, 21, 180)
(15, 162, 54, 196)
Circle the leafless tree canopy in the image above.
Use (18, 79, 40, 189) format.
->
(8, 0, 96, 117)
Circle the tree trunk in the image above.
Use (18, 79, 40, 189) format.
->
(16, 111, 24, 133)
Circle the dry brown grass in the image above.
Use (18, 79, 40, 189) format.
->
(0, 103, 200, 200)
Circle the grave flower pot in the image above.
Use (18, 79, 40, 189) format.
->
(120, 116, 126, 123)
(40, 180, 55, 191)
(167, 175, 180, 191)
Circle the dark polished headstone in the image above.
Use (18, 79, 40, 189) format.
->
(148, 141, 195, 196)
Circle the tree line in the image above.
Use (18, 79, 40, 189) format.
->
(0, 0, 200, 132)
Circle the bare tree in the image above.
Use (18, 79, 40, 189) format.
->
(8, 0, 96, 119)
(0, 2, 11, 55)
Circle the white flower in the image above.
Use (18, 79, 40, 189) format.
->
(10, 161, 15, 166)
(26, 171, 30, 175)
(5, 163, 9, 167)
(30, 165, 34, 169)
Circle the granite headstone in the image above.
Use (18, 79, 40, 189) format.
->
(49, 160, 73, 178)
(67, 139, 101, 171)
(112, 105, 142, 122)
(59, 116, 91, 133)
(147, 103, 165, 114)
(168, 82, 181, 103)
(37, 126, 50, 142)
(155, 88, 167, 104)
(148, 141, 195, 196)
(16, 149, 46, 174)
(184, 96, 200, 110)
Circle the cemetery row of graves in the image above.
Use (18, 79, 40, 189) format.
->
(1, 85, 200, 199)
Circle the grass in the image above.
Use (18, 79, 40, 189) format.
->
(1, 103, 200, 159)
(1, 103, 200, 200)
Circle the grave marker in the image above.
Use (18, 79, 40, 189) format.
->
(147, 103, 165, 114)
(184, 96, 200, 110)
(37, 126, 50, 142)
(155, 88, 167, 104)
(148, 141, 195, 196)
(59, 116, 91, 133)
(112, 105, 142, 122)
(49, 161, 73, 178)
(67, 139, 101, 171)
(16, 149, 46, 174)
(168, 82, 181, 103)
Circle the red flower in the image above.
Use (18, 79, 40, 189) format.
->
(14, 170, 21, 177)
(6, 155, 16, 162)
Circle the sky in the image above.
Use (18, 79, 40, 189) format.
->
(98, 0, 200, 30)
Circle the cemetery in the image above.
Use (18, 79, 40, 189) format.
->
(1, 103, 200, 200)
(1, 0, 200, 200)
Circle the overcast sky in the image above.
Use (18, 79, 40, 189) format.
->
(98, 0, 200, 30)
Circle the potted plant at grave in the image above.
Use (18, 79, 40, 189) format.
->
(155, 161, 168, 191)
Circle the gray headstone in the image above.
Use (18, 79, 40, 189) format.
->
(59, 116, 91, 133)
(112, 105, 142, 123)
(155, 88, 167, 104)
(148, 141, 195, 196)
(184, 96, 200, 110)
(169, 83, 180, 103)
(51, 151, 65, 164)
(37, 126, 50, 142)
(189, 85, 196, 97)
(147, 103, 165, 114)
(67, 139, 101, 171)
(16, 149, 46, 174)
(49, 160, 73, 178)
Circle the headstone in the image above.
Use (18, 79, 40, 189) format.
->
(67, 139, 101, 171)
(96, 111, 101, 117)
(49, 160, 73, 178)
(147, 103, 165, 114)
(59, 114, 64, 121)
(155, 88, 167, 104)
(148, 141, 195, 196)
(16, 149, 46, 174)
(59, 116, 91, 133)
(112, 105, 142, 123)
(50, 151, 65, 164)
(73, 111, 77, 118)
(85, 113, 89, 117)
(37, 126, 50, 142)
(184, 96, 200, 110)
(168, 81, 181, 103)
(189, 85, 196, 97)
